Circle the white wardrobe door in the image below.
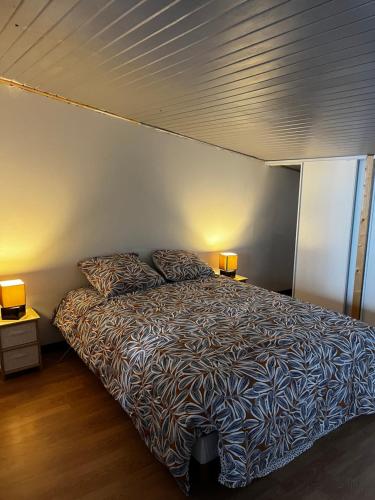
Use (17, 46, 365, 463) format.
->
(294, 159, 358, 313)
(362, 188, 375, 326)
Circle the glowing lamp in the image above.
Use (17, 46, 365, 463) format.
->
(219, 252, 238, 278)
(0, 279, 26, 320)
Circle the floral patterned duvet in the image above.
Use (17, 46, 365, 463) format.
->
(54, 276, 375, 494)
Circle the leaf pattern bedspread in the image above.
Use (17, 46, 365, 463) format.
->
(54, 276, 375, 494)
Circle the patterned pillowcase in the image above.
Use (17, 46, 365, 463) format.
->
(78, 253, 165, 298)
(152, 250, 214, 282)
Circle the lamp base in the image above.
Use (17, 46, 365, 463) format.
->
(1, 305, 26, 320)
(219, 269, 237, 278)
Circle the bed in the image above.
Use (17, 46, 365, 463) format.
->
(54, 275, 375, 494)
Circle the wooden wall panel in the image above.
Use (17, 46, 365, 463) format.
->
(351, 155, 374, 319)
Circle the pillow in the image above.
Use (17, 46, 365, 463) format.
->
(78, 253, 165, 298)
(152, 250, 214, 282)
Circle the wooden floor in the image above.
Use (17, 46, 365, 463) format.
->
(2, 345, 375, 500)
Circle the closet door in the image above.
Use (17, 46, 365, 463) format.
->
(361, 188, 375, 326)
(294, 159, 358, 313)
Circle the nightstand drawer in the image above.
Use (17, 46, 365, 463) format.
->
(1, 321, 37, 349)
(3, 345, 39, 372)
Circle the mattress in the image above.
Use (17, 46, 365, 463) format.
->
(54, 276, 375, 494)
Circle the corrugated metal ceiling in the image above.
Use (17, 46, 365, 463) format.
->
(1, 0, 375, 160)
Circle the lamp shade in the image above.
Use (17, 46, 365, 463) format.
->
(219, 252, 238, 272)
(0, 279, 26, 308)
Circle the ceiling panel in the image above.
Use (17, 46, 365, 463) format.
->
(1, 0, 375, 160)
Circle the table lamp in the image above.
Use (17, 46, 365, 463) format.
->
(0, 279, 26, 320)
(219, 252, 238, 277)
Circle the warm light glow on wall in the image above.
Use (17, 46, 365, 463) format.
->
(1, 223, 68, 273)
(0, 165, 85, 274)
(179, 194, 250, 251)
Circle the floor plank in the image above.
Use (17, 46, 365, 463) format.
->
(1, 344, 375, 500)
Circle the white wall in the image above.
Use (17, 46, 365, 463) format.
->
(0, 85, 296, 343)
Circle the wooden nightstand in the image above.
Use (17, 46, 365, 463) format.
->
(215, 271, 248, 283)
(232, 275, 248, 283)
(0, 307, 42, 379)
